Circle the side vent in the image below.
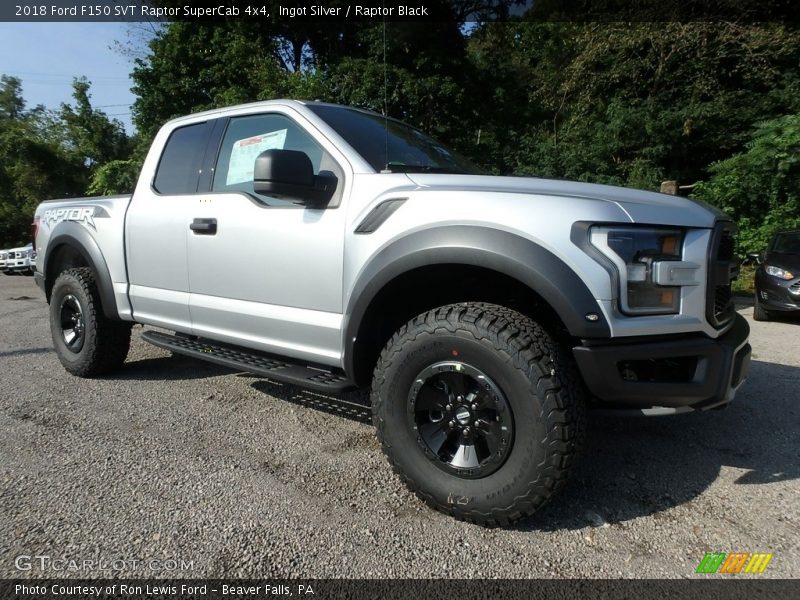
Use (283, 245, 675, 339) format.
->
(354, 198, 407, 234)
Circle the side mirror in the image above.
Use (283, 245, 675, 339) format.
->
(253, 149, 336, 207)
(746, 252, 762, 266)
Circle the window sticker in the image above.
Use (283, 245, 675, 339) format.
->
(226, 129, 287, 186)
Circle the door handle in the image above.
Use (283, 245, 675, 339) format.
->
(190, 218, 217, 234)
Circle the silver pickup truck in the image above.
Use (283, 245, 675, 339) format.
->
(32, 100, 750, 525)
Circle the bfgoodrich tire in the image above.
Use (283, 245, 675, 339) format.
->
(372, 303, 585, 526)
(49, 267, 132, 377)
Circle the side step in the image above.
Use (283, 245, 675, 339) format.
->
(141, 330, 355, 393)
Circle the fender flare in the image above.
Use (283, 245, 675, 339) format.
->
(43, 221, 120, 321)
(342, 225, 610, 379)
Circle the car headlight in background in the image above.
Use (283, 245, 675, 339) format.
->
(765, 265, 794, 280)
(589, 226, 700, 315)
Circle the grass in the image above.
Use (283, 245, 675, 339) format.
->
(732, 264, 756, 297)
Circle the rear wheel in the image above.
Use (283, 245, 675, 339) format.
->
(49, 267, 132, 377)
(753, 296, 770, 321)
(372, 303, 585, 526)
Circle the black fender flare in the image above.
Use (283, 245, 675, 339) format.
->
(342, 225, 610, 379)
(43, 222, 120, 321)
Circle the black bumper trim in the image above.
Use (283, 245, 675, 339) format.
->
(573, 313, 750, 409)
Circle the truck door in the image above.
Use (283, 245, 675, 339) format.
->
(125, 120, 216, 332)
(185, 110, 349, 366)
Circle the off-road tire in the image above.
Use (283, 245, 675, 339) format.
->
(49, 267, 132, 377)
(753, 297, 770, 322)
(372, 302, 586, 526)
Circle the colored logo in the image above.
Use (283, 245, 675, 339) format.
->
(696, 552, 773, 574)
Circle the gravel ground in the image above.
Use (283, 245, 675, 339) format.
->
(0, 274, 798, 579)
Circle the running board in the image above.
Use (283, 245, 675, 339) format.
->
(141, 330, 355, 393)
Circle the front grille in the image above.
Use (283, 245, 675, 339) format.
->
(717, 232, 734, 261)
(714, 285, 732, 319)
(706, 223, 736, 329)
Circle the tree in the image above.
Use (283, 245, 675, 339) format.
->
(325, 20, 475, 140)
(0, 76, 124, 245)
(466, 22, 800, 186)
(131, 21, 324, 140)
(59, 77, 131, 168)
(693, 113, 800, 254)
(0, 75, 25, 120)
(130, 2, 523, 146)
(0, 76, 83, 246)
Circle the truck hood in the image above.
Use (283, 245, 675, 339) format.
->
(404, 174, 727, 228)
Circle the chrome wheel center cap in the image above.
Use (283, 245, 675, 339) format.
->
(455, 407, 471, 425)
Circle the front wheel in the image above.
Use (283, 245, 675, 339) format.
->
(753, 296, 770, 322)
(49, 267, 132, 377)
(371, 303, 585, 526)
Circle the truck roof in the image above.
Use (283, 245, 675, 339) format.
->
(163, 99, 385, 128)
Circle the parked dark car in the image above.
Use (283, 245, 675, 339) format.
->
(753, 230, 800, 321)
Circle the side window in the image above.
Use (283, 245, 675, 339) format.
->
(212, 113, 334, 206)
(153, 121, 212, 194)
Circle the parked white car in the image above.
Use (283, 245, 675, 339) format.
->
(7, 244, 34, 274)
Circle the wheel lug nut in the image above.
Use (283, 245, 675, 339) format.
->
(471, 403, 477, 410)
(445, 404, 452, 411)
(448, 420, 455, 428)
(474, 421, 479, 427)
(463, 427, 470, 435)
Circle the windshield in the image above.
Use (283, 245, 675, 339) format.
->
(307, 104, 480, 175)
(771, 232, 800, 254)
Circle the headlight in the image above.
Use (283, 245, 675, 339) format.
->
(590, 226, 699, 315)
(765, 265, 794, 280)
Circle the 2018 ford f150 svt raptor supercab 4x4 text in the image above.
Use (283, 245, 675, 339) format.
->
(32, 100, 751, 525)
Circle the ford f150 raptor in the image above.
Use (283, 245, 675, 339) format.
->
(32, 100, 751, 525)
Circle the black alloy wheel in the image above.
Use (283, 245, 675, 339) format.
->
(408, 361, 513, 479)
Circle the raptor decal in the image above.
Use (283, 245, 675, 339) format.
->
(42, 206, 109, 230)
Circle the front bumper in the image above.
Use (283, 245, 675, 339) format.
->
(573, 313, 751, 410)
(755, 269, 800, 312)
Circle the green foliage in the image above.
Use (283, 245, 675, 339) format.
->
(0, 76, 131, 246)
(130, 21, 331, 139)
(0, 75, 25, 120)
(324, 22, 472, 140)
(482, 22, 800, 188)
(732, 265, 756, 297)
(693, 114, 800, 254)
(87, 158, 141, 196)
(59, 77, 131, 168)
